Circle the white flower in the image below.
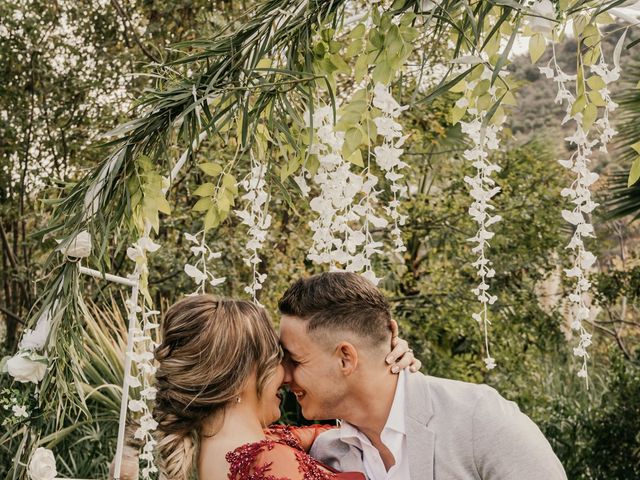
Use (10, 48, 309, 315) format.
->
(28, 448, 57, 480)
(6, 353, 47, 383)
(294, 173, 310, 197)
(373, 116, 402, 138)
(19, 309, 52, 351)
(128, 400, 146, 412)
(137, 236, 161, 253)
(184, 232, 199, 243)
(141, 387, 157, 400)
(484, 357, 497, 370)
(12, 404, 29, 418)
(184, 264, 206, 284)
(538, 66, 555, 79)
(372, 83, 407, 117)
(57, 230, 92, 258)
(527, 0, 556, 35)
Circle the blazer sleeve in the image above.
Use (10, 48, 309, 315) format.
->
(471, 386, 567, 480)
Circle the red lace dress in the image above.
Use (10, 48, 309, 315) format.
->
(225, 424, 364, 480)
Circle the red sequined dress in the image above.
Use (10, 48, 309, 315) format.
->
(225, 424, 365, 480)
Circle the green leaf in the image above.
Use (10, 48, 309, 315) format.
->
(631, 141, 640, 154)
(502, 91, 517, 106)
(330, 53, 350, 74)
(193, 197, 213, 212)
(198, 162, 222, 176)
(218, 194, 232, 214)
(345, 128, 363, 156)
(222, 174, 238, 194)
(204, 207, 220, 231)
(355, 55, 369, 83)
(345, 39, 363, 58)
(582, 25, 600, 48)
(582, 103, 597, 131)
(628, 157, 640, 187)
(472, 79, 490, 97)
(586, 76, 606, 91)
(155, 196, 172, 215)
(346, 149, 364, 167)
(571, 95, 586, 117)
(449, 82, 466, 94)
(387, 38, 403, 58)
(529, 33, 546, 64)
(372, 61, 392, 84)
(588, 90, 606, 107)
(349, 23, 366, 40)
(450, 105, 467, 124)
(583, 45, 601, 66)
(193, 182, 216, 197)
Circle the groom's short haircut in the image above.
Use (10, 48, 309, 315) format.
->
(278, 271, 392, 346)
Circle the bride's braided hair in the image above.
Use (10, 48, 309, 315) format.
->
(152, 294, 282, 480)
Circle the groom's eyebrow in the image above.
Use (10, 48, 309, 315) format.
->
(280, 344, 299, 359)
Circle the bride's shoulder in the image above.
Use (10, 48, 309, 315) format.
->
(226, 437, 336, 480)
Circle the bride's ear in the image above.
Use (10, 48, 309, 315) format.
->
(336, 342, 358, 375)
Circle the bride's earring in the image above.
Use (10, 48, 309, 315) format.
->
(236, 396, 241, 404)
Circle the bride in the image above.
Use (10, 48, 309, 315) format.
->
(112, 294, 418, 480)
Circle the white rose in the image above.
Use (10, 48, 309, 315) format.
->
(19, 309, 52, 351)
(57, 230, 92, 258)
(6, 353, 48, 383)
(28, 447, 57, 480)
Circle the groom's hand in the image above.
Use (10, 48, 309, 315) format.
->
(386, 319, 421, 374)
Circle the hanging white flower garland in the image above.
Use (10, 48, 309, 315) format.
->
(539, 32, 625, 381)
(237, 156, 272, 303)
(458, 65, 505, 370)
(183, 231, 225, 293)
(125, 229, 161, 479)
(372, 83, 409, 254)
(306, 105, 381, 280)
(305, 84, 409, 284)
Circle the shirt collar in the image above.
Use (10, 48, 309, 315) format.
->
(339, 369, 407, 447)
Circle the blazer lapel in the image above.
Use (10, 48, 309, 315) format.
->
(405, 373, 435, 480)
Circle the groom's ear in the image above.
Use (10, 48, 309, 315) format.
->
(336, 342, 358, 376)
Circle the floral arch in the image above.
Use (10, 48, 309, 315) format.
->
(2, 0, 637, 478)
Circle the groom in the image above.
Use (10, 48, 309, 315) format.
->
(278, 271, 567, 480)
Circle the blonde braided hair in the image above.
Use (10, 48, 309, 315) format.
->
(152, 295, 282, 480)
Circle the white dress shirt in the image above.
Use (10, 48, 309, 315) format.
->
(338, 370, 410, 480)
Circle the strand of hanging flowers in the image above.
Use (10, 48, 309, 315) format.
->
(457, 64, 505, 370)
(125, 231, 161, 479)
(372, 83, 409, 254)
(237, 155, 272, 303)
(539, 30, 625, 382)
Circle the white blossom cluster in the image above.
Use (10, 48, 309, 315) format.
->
(183, 231, 225, 293)
(372, 83, 409, 253)
(458, 66, 505, 370)
(540, 36, 623, 380)
(1, 394, 29, 426)
(237, 161, 272, 302)
(304, 104, 389, 284)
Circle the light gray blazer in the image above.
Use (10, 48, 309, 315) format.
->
(310, 372, 567, 480)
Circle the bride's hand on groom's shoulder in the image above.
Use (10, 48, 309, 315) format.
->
(386, 319, 422, 374)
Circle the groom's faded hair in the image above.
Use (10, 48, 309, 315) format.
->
(278, 271, 392, 346)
